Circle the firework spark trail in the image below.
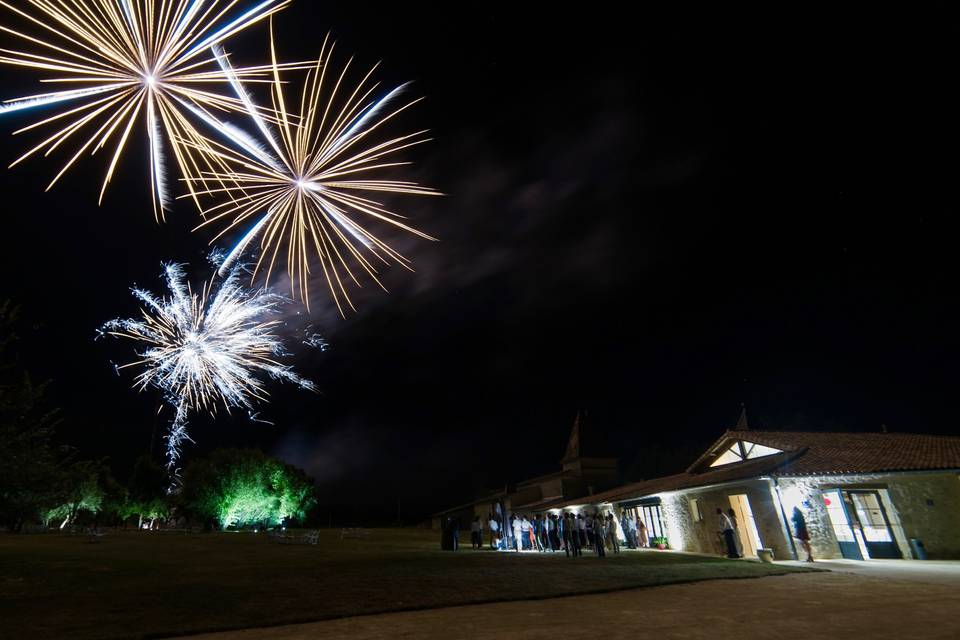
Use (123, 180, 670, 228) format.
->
(182, 29, 440, 313)
(101, 260, 315, 471)
(0, 0, 305, 217)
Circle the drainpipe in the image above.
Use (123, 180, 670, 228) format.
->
(770, 477, 799, 561)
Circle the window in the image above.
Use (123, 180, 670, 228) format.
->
(850, 492, 893, 543)
(709, 440, 784, 467)
(712, 448, 742, 466)
(744, 443, 782, 459)
(640, 504, 664, 541)
(690, 498, 703, 522)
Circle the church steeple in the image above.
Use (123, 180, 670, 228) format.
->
(735, 404, 749, 431)
(563, 410, 582, 462)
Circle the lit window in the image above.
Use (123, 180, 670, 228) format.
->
(710, 440, 783, 467)
(690, 498, 703, 522)
(745, 443, 782, 459)
(711, 447, 743, 467)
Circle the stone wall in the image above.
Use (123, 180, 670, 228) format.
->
(776, 477, 842, 560)
(653, 480, 792, 560)
(777, 471, 960, 559)
(882, 472, 960, 558)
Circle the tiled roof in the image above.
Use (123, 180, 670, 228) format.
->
(742, 430, 960, 476)
(539, 430, 960, 510)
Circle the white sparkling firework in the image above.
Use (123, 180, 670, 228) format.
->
(101, 260, 315, 470)
(0, 0, 301, 217)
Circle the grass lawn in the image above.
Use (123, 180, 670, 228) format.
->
(0, 528, 815, 639)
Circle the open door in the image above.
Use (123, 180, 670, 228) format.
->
(848, 491, 902, 559)
(822, 489, 863, 560)
(727, 494, 763, 557)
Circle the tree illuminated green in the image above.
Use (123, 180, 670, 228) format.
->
(44, 465, 102, 529)
(181, 449, 315, 529)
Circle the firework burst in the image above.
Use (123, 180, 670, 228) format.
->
(101, 259, 315, 470)
(183, 30, 440, 313)
(0, 0, 302, 217)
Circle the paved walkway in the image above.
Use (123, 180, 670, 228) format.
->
(780, 558, 960, 586)
(188, 566, 960, 639)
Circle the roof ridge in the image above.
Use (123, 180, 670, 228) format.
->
(734, 429, 960, 439)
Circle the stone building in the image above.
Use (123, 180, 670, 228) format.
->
(540, 415, 960, 560)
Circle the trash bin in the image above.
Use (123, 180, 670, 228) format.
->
(757, 548, 775, 563)
(909, 538, 927, 560)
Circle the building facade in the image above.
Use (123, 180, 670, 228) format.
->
(539, 423, 960, 560)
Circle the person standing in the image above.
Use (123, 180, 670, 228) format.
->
(623, 512, 637, 549)
(717, 508, 739, 558)
(606, 514, 620, 554)
(520, 515, 532, 551)
(792, 506, 814, 562)
(512, 514, 523, 552)
(488, 513, 500, 549)
(470, 516, 482, 549)
(637, 517, 649, 548)
(450, 517, 461, 552)
(564, 513, 581, 557)
(547, 513, 559, 551)
(592, 513, 606, 556)
(537, 514, 549, 551)
(570, 513, 582, 556)
(577, 513, 587, 547)
(585, 513, 594, 548)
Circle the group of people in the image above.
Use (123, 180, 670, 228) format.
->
(465, 511, 651, 557)
(451, 502, 815, 562)
(453, 503, 815, 562)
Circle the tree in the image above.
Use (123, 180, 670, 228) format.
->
(124, 454, 169, 529)
(181, 449, 316, 529)
(0, 301, 63, 530)
(43, 460, 103, 529)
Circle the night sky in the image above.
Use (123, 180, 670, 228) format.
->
(1, 5, 959, 524)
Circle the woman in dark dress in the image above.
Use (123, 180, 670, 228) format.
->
(792, 507, 814, 562)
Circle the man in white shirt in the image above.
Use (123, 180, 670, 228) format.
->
(520, 515, 532, 551)
(512, 515, 523, 552)
(717, 507, 740, 558)
(488, 514, 500, 549)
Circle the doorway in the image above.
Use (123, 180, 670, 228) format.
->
(624, 502, 664, 547)
(822, 488, 863, 560)
(848, 491, 902, 559)
(640, 504, 664, 546)
(727, 494, 763, 557)
(822, 489, 901, 560)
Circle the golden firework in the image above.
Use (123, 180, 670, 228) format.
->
(0, 0, 302, 218)
(184, 29, 439, 313)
